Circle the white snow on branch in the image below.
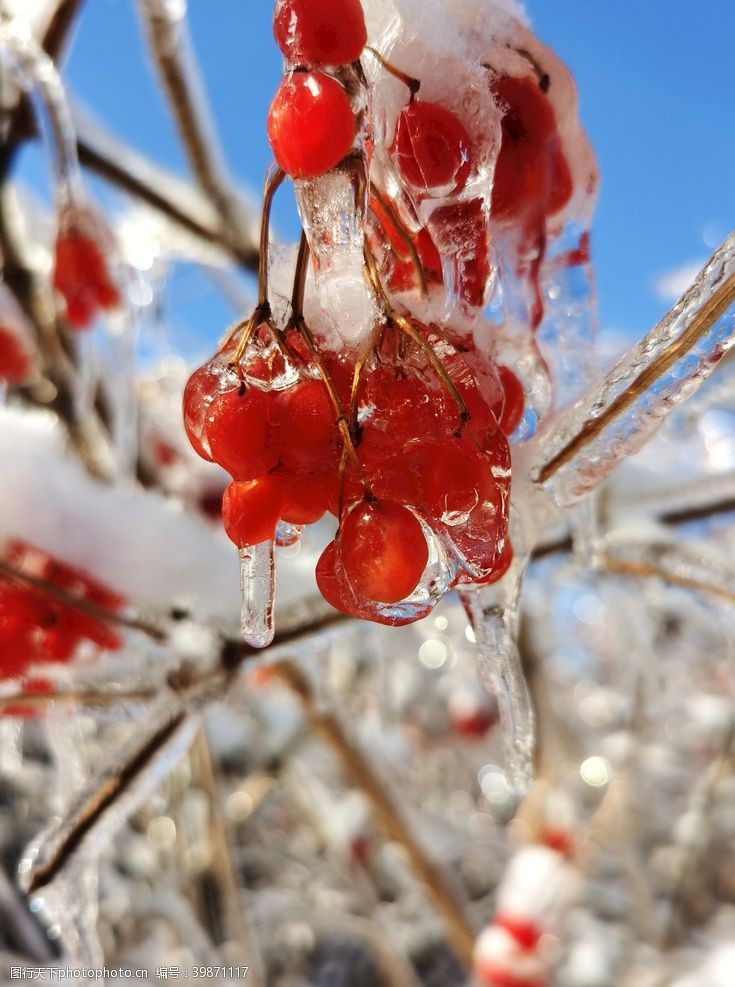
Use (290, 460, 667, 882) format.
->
(0, 406, 316, 622)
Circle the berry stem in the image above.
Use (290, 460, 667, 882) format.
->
(289, 232, 365, 480)
(369, 182, 428, 297)
(363, 46, 420, 99)
(362, 243, 470, 426)
(226, 164, 285, 365)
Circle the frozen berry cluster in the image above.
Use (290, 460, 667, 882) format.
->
(183, 0, 595, 633)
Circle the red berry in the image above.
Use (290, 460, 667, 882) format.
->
(183, 355, 242, 463)
(279, 378, 338, 472)
(206, 386, 278, 480)
(53, 226, 120, 330)
(338, 500, 427, 604)
(280, 470, 332, 524)
(0, 328, 31, 385)
(274, 0, 367, 66)
(393, 101, 472, 194)
(222, 477, 285, 547)
(491, 75, 572, 222)
(268, 71, 356, 179)
(497, 366, 525, 435)
(419, 437, 488, 521)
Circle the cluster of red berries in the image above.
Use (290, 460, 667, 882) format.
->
(185, 319, 521, 624)
(0, 542, 124, 685)
(53, 206, 121, 330)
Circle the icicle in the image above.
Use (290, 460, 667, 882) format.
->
(460, 531, 535, 794)
(71, 323, 101, 422)
(239, 540, 276, 648)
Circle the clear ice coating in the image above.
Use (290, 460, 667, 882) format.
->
(532, 234, 735, 507)
(460, 558, 535, 795)
(0, 17, 83, 205)
(240, 540, 277, 649)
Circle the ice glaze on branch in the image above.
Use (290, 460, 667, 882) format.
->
(531, 232, 735, 505)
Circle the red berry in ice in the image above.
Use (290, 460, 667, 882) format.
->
(430, 197, 491, 309)
(393, 101, 472, 194)
(491, 75, 572, 223)
(274, 0, 367, 66)
(338, 500, 427, 604)
(418, 437, 487, 521)
(279, 377, 338, 471)
(205, 386, 278, 480)
(268, 71, 356, 179)
(222, 476, 285, 547)
(280, 470, 332, 525)
(0, 328, 31, 385)
(53, 225, 120, 330)
(183, 357, 240, 463)
(497, 366, 525, 435)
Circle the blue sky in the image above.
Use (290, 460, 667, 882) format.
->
(21, 0, 735, 351)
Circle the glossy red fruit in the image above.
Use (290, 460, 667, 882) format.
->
(280, 470, 331, 524)
(497, 366, 525, 435)
(279, 378, 338, 471)
(222, 476, 285, 548)
(393, 101, 472, 194)
(491, 75, 572, 222)
(53, 227, 120, 330)
(183, 359, 238, 463)
(274, 0, 367, 66)
(0, 328, 31, 384)
(338, 500, 427, 604)
(268, 71, 356, 179)
(316, 542, 362, 616)
(206, 386, 277, 480)
(419, 438, 487, 521)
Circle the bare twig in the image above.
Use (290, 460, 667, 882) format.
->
(136, 0, 255, 260)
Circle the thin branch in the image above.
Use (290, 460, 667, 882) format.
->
(136, 0, 254, 257)
(270, 661, 476, 969)
(601, 555, 735, 607)
(75, 121, 258, 272)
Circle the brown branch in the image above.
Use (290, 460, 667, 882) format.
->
(76, 129, 258, 272)
(137, 0, 254, 258)
(601, 556, 735, 607)
(270, 661, 476, 969)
